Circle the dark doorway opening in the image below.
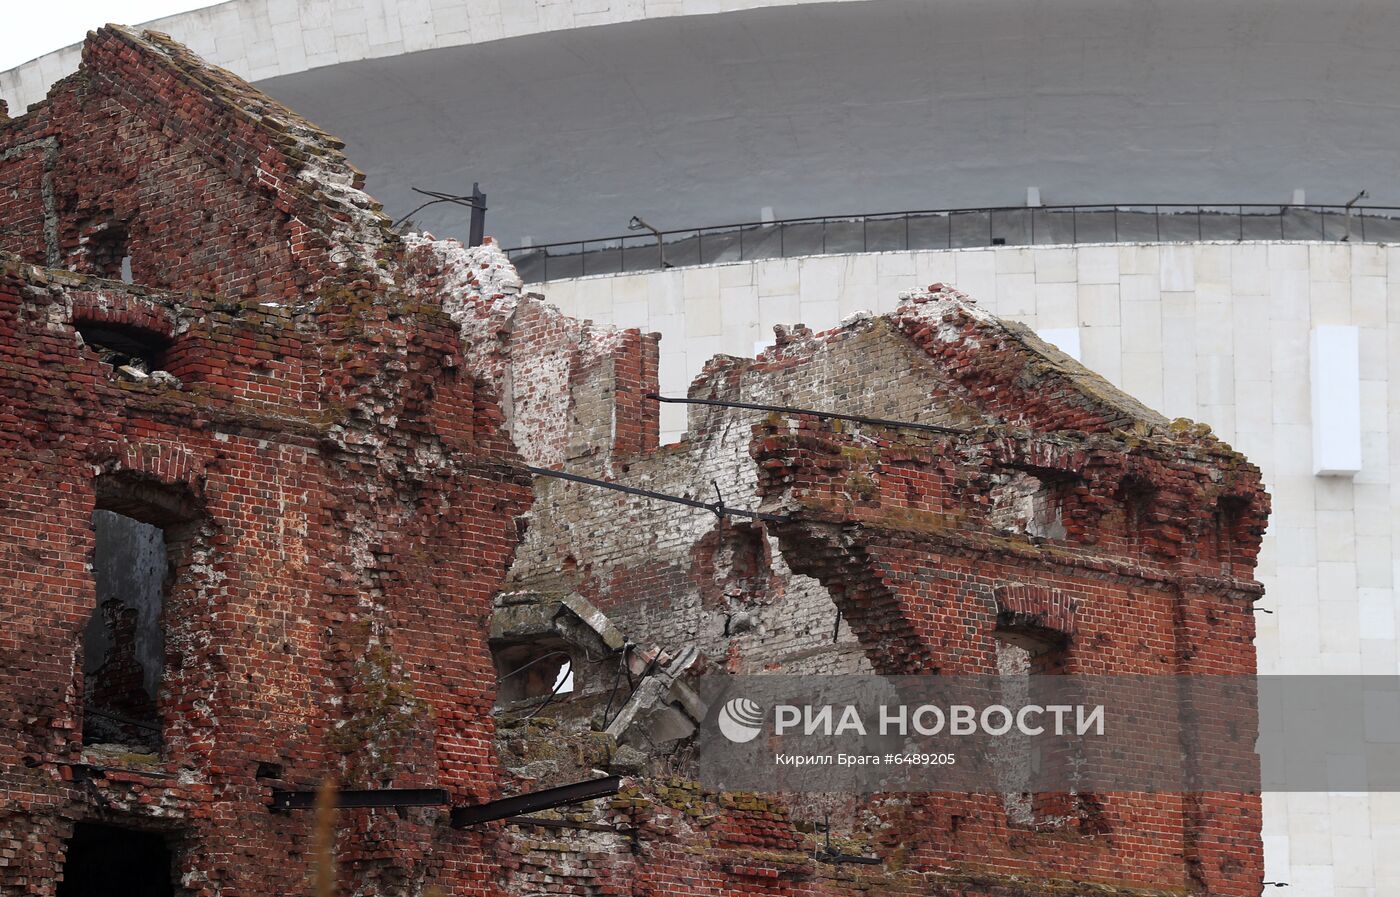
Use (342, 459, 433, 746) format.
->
(83, 510, 167, 752)
(57, 823, 175, 897)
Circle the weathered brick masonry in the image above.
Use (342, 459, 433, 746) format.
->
(0, 27, 531, 896)
(0, 26, 1270, 897)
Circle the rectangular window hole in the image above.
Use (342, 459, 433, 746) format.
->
(83, 510, 167, 753)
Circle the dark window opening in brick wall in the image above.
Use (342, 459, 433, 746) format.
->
(988, 471, 1069, 540)
(994, 624, 1104, 834)
(81, 474, 203, 755)
(56, 822, 175, 897)
(492, 640, 575, 706)
(82, 510, 166, 753)
(74, 321, 172, 381)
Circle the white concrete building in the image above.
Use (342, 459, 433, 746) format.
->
(5, 2, 1399, 893)
(6, 0, 1400, 245)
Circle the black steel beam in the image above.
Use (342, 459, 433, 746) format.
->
(270, 788, 450, 812)
(451, 776, 621, 828)
(524, 466, 787, 523)
(647, 393, 966, 436)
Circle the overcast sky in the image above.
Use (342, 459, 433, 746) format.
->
(0, 2, 213, 71)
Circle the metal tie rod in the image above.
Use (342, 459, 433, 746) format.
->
(524, 465, 788, 523)
(645, 394, 967, 435)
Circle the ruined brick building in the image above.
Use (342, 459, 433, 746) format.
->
(1, 27, 1269, 897)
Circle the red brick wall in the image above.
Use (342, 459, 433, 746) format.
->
(0, 27, 390, 303)
(0, 28, 536, 895)
(749, 371, 1267, 894)
(0, 24, 1270, 897)
(0, 253, 528, 894)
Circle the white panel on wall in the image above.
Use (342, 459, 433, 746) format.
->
(1310, 325, 1362, 476)
(1036, 327, 1081, 361)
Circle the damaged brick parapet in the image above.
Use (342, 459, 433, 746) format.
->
(891, 284, 1167, 433)
(746, 296, 1268, 896)
(402, 234, 661, 471)
(752, 419, 1268, 590)
(0, 26, 394, 302)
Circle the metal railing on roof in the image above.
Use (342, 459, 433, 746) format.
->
(504, 203, 1400, 282)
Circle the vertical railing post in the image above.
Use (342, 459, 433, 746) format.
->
(468, 183, 487, 247)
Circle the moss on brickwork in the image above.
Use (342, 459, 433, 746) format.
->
(330, 644, 428, 779)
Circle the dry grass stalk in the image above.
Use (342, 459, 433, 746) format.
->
(312, 777, 337, 897)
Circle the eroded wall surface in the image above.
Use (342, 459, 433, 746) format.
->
(1, 26, 1273, 897)
(0, 27, 531, 896)
(486, 275, 1271, 896)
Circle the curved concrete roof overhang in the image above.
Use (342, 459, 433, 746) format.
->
(5, 0, 1400, 247)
